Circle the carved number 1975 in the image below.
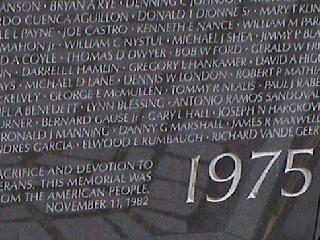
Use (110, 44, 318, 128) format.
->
(186, 149, 314, 203)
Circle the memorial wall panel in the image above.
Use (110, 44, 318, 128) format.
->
(0, 0, 320, 239)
